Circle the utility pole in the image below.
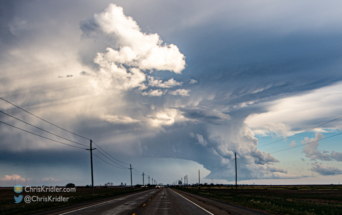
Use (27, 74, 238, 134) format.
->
(235, 152, 237, 195)
(148, 176, 150, 185)
(198, 170, 200, 189)
(86, 140, 96, 195)
(142, 172, 145, 186)
(129, 164, 133, 187)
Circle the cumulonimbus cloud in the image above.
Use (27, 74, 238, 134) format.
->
(81, 4, 186, 93)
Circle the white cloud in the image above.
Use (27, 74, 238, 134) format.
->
(81, 4, 188, 96)
(189, 79, 197, 84)
(100, 114, 140, 124)
(94, 55, 147, 90)
(245, 81, 342, 136)
(148, 77, 182, 88)
(169, 89, 190, 96)
(89, 4, 185, 73)
(0, 174, 62, 186)
(290, 140, 296, 147)
(147, 109, 179, 127)
(301, 132, 342, 162)
(190, 133, 208, 146)
(142, 89, 165, 97)
(0, 174, 26, 184)
(302, 132, 325, 160)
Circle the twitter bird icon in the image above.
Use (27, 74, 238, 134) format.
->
(14, 195, 23, 203)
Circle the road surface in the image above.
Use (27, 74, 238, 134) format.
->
(133, 187, 213, 215)
(39, 188, 267, 215)
(57, 189, 159, 215)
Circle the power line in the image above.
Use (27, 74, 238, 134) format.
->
(93, 153, 129, 169)
(94, 149, 129, 169)
(133, 168, 143, 174)
(0, 110, 88, 147)
(92, 142, 129, 165)
(133, 167, 151, 176)
(258, 115, 342, 148)
(0, 120, 87, 150)
(133, 169, 142, 175)
(212, 164, 228, 172)
(0, 97, 90, 140)
(133, 171, 141, 176)
(271, 131, 342, 154)
(0, 97, 151, 176)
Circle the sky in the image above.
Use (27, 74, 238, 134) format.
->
(1, 0, 342, 186)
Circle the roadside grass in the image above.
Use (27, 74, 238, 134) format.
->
(0, 187, 151, 215)
(176, 185, 342, 215)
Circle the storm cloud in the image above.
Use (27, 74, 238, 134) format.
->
(1, 0, 342, 185)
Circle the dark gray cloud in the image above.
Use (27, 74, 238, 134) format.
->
(178, 107, 230, 125)
(311, 163, 342, 176)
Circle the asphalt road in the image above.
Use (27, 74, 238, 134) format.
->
(57, 189, 159, 215)
(134, 187, 213, 215)
(40, 188, 267, 215)
(56, 188, 212, 215)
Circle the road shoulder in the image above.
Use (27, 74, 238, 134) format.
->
(30, 189, 153, 215)
(172, 188, 270, 215)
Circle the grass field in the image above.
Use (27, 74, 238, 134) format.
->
(176, 185, 342, 215)
(0, 186, 150, 215)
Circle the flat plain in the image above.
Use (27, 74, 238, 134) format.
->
(176, 185, 342, 215)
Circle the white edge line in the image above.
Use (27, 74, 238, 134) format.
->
(59, 190, 152, 215)
(171, 189, 214, 215)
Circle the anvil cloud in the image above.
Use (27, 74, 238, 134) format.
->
(1, 0, 342, 185)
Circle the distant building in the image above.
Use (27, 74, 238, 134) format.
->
(105, 182, 113, 186)
(178, 180, 182, 185)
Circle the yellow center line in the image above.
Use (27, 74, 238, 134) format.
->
(143, 203, 146, 206)
(149, 199, 151, 201)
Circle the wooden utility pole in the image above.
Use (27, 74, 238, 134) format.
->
(142, 172, 145, 186)
(198, 170, 200, 189)
(235, 152, 237, 195)
(129, 164, 133, 187)
(86, 140, 96, 195)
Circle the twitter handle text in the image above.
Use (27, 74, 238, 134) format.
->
(24, 195, 69, 203)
